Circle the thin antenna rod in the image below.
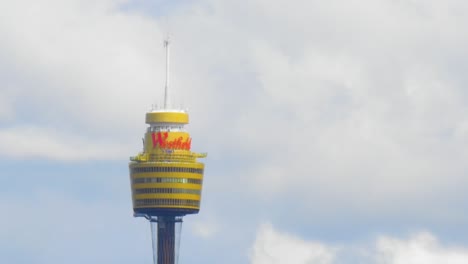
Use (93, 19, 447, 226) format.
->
(163, 38, 170, 109)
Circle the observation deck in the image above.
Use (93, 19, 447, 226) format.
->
(129, 109, 206, 217)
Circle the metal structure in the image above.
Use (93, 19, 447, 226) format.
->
(129, 39, 206, 264)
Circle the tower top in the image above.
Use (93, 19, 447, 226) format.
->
(147, 38, 189, 123)
(163, 38, 170, 109)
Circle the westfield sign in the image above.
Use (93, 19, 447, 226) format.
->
(151, 132, 192, 150)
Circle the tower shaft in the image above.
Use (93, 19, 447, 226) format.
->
(157, 217, 176, 264)
(150, 216, 182, 264)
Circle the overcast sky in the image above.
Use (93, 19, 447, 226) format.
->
(1, 0, 468, 263)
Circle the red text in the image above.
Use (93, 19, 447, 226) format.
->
(151, 132, 192, 150)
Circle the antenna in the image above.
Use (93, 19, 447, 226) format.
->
(163, 38, 170, 109)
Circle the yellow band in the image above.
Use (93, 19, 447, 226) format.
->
(146, 112, 189, 124)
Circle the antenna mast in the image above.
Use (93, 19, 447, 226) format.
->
(163, 38, 170, 109)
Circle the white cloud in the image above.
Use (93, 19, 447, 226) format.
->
(0, 0, 167, 159)
(196, 0, 468, 219)
(250, 223, 336, 264)
(0, 126, 130, 160)
(190, 218, 219, 239)
(250, 224, 468, 264)
(375, 232, 468, 264)
(0, 0, 165, 133)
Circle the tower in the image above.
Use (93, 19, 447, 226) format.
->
(129, 39, 206, 264)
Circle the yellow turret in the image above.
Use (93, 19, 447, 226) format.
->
(129, 109, 206, 216)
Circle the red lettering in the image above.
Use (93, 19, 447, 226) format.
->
(152, 132, 168, 148)
(175, 137, 183, 149)
(151, 132, 192, 150)
(181, 138, 191, 150)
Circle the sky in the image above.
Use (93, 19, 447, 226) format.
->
(1, 0, 468, 263)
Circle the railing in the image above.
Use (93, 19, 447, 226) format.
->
(130, 150, 207, 163)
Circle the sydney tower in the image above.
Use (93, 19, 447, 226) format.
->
(128, 39, 206, 264)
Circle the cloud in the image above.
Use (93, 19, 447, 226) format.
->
(250, 223, 336, 264)
(250, 224, 468, 264)
(0, 126, 130, 160)
(190, 216, 219, 239)
(191, 0, 468, 221)
(0, 0, 169, 159)
(375, 232, 468, 264)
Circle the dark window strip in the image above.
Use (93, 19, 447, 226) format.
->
(133, 177, 202, 185)
(135, 198, 200, 207)
(131, 167, 204, 174)
(134, 188, 201, 195)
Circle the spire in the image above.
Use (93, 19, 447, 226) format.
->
(163, 38, 170, 109)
